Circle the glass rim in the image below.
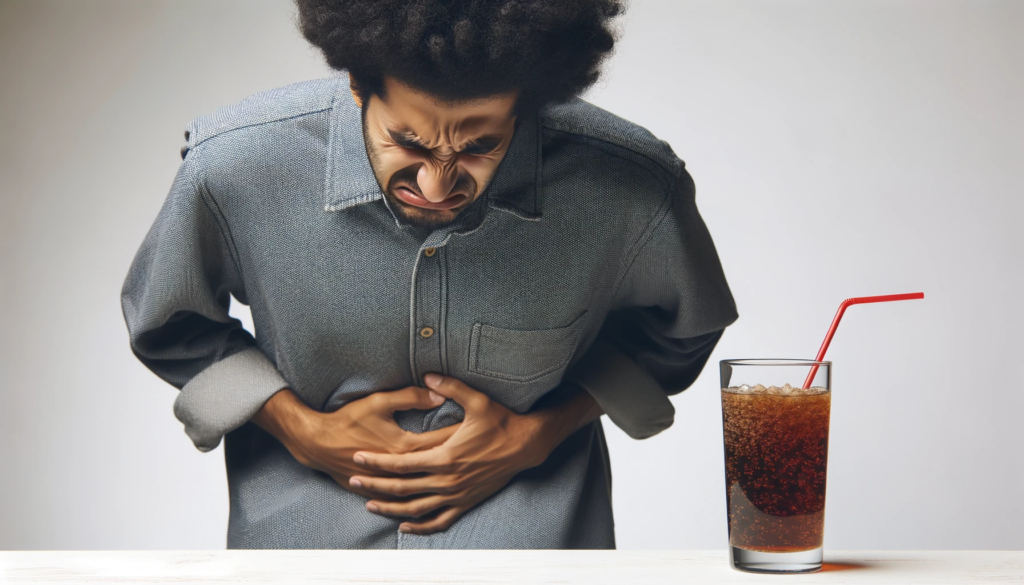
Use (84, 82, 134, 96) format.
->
(721, 358, 831, 367)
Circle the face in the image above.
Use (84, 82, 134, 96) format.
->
(356, 76, 519, 229)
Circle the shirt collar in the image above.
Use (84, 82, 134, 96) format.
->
(323, 76, 382, 212)
(323, 75, 542, 221)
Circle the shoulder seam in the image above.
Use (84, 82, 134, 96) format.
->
(186, 77, 342, 149)
(541, 125, 677, 187)
(186, 144, 248, 289)
(190, 107, 333, 149)
(608, 174, 678, 302)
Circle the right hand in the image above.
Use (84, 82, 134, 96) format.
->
(252, 387, 457, 499)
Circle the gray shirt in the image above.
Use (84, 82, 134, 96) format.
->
(121, 74, 738, 549)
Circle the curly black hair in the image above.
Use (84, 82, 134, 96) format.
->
(296, 0, 624, 110)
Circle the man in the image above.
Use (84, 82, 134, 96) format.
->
(121, 0, 737, 549)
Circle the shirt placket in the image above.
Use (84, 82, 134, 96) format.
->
(408, 234, 450, 396)
(399, 236, 450, 549)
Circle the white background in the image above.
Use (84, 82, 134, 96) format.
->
(1, 0, 1020, 550)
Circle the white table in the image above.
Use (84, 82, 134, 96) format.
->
(1, 550, 1021, 584)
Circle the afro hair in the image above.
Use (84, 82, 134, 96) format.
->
(296, 0, 624, 110)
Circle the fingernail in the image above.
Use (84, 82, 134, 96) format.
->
(399, 524, 411, 533)
(353, 454, 365, 465)
(366, 502, 378, 513)
(424, 373, 442, 388)
(349, 477, 362, 488)
(428, 390, 443, 403)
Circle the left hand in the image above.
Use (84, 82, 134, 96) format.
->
(350, 373, 558, 535)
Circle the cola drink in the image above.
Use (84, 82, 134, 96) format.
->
(721, 384, 831, 553)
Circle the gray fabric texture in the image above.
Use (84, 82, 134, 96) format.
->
(121, 74, 738, 549)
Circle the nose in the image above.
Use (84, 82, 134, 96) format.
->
(416, 160, 466, 203)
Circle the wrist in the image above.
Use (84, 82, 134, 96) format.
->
(252, 389, 322, 466)
(512, 412, 558, 470)
(519, 384, 601, 468)
(528, 409, 567, 455)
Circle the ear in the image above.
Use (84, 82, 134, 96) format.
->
(348, 73, 364, 109)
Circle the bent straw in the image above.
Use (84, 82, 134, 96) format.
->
(802, 292, 925, 389)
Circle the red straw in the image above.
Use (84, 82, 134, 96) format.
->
(802, 292, 924, 389)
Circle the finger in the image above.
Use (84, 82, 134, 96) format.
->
(354, 449, 452, 474)
(403, 424, 459, 451)
(366, 494, 452, 519)
(399, 506, 464, 535)
(349, 474, 457, 497)
(422, 374, 488, 413)
(375, 386, 445, 413)
(329, 474, 400, 500)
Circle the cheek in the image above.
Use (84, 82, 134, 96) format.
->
(376, 148, 424, 182)
(458, 156, 503, 188)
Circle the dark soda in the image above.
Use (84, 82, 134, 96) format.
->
(721, 385, 831, 553)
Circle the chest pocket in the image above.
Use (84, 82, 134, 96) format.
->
(468, 311, 589, 384)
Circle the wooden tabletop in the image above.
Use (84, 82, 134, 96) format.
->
(1, 550, 1021, 584)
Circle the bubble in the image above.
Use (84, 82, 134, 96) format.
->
(724, 384, 829, 396)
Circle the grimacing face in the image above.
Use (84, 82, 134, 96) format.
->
(354, 75, 519, 229)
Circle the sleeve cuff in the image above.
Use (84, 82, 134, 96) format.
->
(564, 342, 675, 440)
(173, 347, 290, 452)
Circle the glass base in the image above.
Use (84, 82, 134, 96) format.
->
(730, 546, 823, 573)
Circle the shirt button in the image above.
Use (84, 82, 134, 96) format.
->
(423, 247, 437, 257)
(419, 326, 435, 338)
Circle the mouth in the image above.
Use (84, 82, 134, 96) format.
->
(393, 185, 468, 211)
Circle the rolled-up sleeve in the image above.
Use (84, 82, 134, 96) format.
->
(120, 145, 289, 452)
(565, 166, 738, 440)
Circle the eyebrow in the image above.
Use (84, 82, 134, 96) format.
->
(388, 129, 503, 154)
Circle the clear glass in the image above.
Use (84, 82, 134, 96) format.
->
(719, 359, 832, 574)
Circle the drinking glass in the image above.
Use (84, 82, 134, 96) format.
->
(720, 359, 832, 573)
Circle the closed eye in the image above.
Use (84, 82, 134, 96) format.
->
(462, 138, 501, 154)
(387, 129, 503, 156)
(389, 130, 430, 151)
(461, 137, 503, 156)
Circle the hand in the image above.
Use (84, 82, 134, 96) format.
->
(350, 374, 600, 535)
(251, 387, 458, 500)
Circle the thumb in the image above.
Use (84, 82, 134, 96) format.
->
(378, 386, 445, 413)
(423, 374, 486, 412)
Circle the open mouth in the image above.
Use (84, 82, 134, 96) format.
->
(393, 185, 468, 210)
